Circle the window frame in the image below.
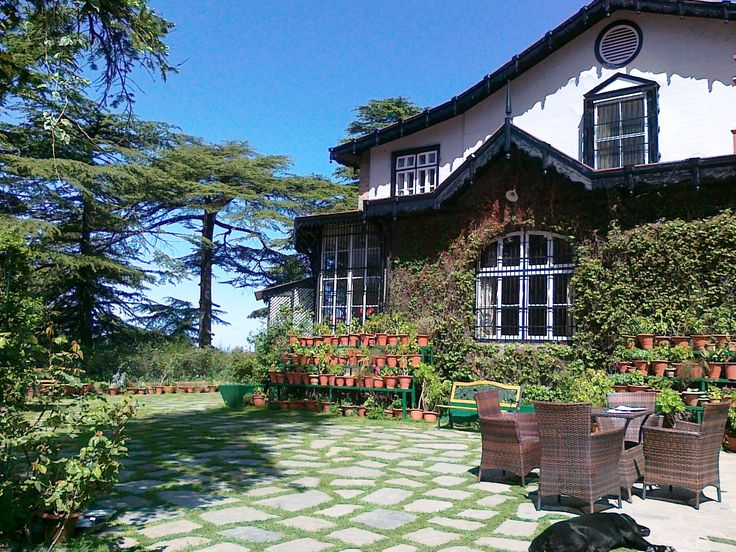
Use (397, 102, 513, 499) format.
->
(391, 145, 440, 198)
(583, 78, 659, 169)
(474, 231, 574, 342)
(317, 224, 383, 330)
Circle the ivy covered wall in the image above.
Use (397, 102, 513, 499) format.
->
(382, 149, 736, 383)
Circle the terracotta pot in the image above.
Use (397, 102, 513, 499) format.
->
(335, 376, 345, 386)
(409, 408, 424, 420)
(155, 386, 164, 395)
(253, 394, 266, 407)
(321, 402, 331, 413)
(713, 334, 730, 348)
(654, 336, 671, 347)
(309, 375, 320, 385)
(322, 333, 334, 343)
(422, 411, 439, 423)
(302, 373, 310, 385)
(41, 511, 82, 542)
(360, 333, 371, 347)
(383, 376, 398, 389)
(305, 400, 318, 411)
(375, 333, 388, 346)
(289, 335, 298, 345)
(617, 361, 630, 374)
(357, 406, 367, 418)
(338, 335, 349, 346)
(398, 333, 410, 345)
(298, 337, 307, 347)
(305, 337, 314, 346)
(398, 375, 413, 389)
(633, 359, 649, 375)
(708, 362, 723, 379)
(280, 400, 290, 409)
(328, 374, 336, 386)
(650, 360, 668, 377)
(681, 391, 702, 407)
(726, 362, 736, 380)
(628, 384, 649, 392)
(691, 335, 709, 350)
(386, 354, 398, 368)
(344, 376, 356, 387)
(387, 334, 399, 346)
(312, 336, 323, 346)
(374, 355, 386, 368)
(725, 433, 736, 452)
(416, 334, 429, 347)
(329, 355, 339, 365)
(392, 407, 403, 418)
(637, 334, 654, 350)
(348, 333, 360, 346)
(268, 371, 277, 383)
(318, 374, 329, 386)
(373, 376, 384, 388)
(164, 385, 175, 393)
(363, 376, 374, 388)
(341, 405, 354, 416)
(613, 385, 628, 393)
(384, 408, 394, 418)
(108, 387, 118, 396)
(671, 336, 690, 347)
(330, 336, 339, 346)
(275, 372, 286, 384)
(127, 387, 138, 395)
(409, 354, 422, 368)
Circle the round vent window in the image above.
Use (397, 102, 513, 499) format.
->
(595, 21, 642, 68)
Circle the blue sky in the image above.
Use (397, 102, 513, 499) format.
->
(132, 0, 584, 348)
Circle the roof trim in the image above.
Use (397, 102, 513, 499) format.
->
(254, 277, 315, 302)
(359, 124, 736, 218)
(329, 0, 736, 168)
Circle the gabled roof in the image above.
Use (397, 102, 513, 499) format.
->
(359, 123, 736, 217)
(330, 0, 736, 168)
(254, 277, 315, 301)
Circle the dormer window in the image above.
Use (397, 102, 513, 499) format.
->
(583, 74, 659, 170)
(393, 146, 439, 196)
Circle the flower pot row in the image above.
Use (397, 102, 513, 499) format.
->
(291, 333, 430, 348)
(109, 384, 219, 395)
(281, 352, 423, 369)
(268, 371, 414, 389)
(616, 360, 736, 380)
(624, 333, 736, 351)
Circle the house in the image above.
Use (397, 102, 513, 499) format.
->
(258, 0, 736, 345)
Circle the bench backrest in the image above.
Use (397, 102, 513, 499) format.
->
(449, 380, 521, 410)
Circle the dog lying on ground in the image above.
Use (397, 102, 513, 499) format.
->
(529, 513, 676, 552)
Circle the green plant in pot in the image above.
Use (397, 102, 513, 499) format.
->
(570, 369, 614, 407)
(655, 388, 686, 428)
(704, 306, 734, 346)
(608, 372, 632, 391)
(629, 316, 656, 349)
(702, 347, 728, 379)
(676, 359, 704, 380)
(648, 345, 670, 377)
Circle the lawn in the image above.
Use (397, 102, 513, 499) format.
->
(94, 394, 566, 552)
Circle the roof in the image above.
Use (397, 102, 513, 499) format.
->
(254, 277, 316, 302)
(359, 123, 736, 217)
(329, 0, 736, 168)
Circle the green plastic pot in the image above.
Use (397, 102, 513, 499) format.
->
(219, 384, 257, 409)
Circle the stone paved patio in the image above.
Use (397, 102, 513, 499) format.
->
(99, 394, 736, 552)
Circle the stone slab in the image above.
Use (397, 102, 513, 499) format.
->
(425, 488, 472, 500)
(386, 477, 425, 488)
(256, 490, 331, 512)
(362, 488, 413, 505)
(432, 476, 468, 486)
(475, 537, 531, 551)
(429, 516, 484, 531)
(195, 544, 250, 552)
(329, 528, 386, 546)
(157, 491, 237, 509)
(265, 538, 330, 552)
(426, 463, 473, 475)
(140, 520, 202, 539)
(457, 509, 499, 521)
(319, 504, 363, 517)
(477, 494, 512, 508)
(325, 466, 383, 478)
(403, 528, 460, 547)
(219, 527, 282, 543)
(404, 499, 453, 513)
(494, 520, 538, 537)
(383, 546, 417, 552)
(279, 515, 335, 532)
(352, 509, 416, 530)
(200, 506, 276, 525)
(147, 537, 211, 552)
(335, 489, 363, 499)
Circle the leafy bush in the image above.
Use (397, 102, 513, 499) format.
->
(655, 388, 686, 427)
(570, 369, 614, 406)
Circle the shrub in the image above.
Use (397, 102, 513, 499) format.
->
(570, 368, 614, 406)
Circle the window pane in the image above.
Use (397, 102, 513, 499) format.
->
(352, 277, 364, 306)
(529, 275, 547, 304)
(476, 277, 497, 339)
(501, 276, 520, 305)
(597, 139, 620, 170)
(501, 308, 519, 336)
(480, 242, 498, 268)
(621, 98, 644, 135)
(553, 237, 573, 265)
(529, 234, 547, 265)
(502, 236, 520, 266)
(528, 307, 547, 336)
(553, 274, 571, 305)
(596, 103, 619, 139)
(553, 307, 573, 337)
(622, 135, 645, 166)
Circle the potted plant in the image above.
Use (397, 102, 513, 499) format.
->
(680, 388, 703, 407)
(630, 315, 656, 350)
(676, 359, 704, 380)
(656, 388, 686, 428)
(723, 349, 736, 380)
(415, 362, 447, 423)
(381, 365, 398, 389)
(328, 363, 342, 386)
(687, 317, 709, 350)
(391, 398, 404, 418)
(632, 348, 649, 375)
(626, 369, 648, 392)
(705, 307, 734, 348)
(609, 373, 631, 393)
(613, 346, 638, 373)
(725, 404, 736, 452)
(649, 345, 670, 377)
(340, 403, 355, 416)
(668, 343, 694, 372)
(703, 347, 728, 379)
(252, 386, 266, 407)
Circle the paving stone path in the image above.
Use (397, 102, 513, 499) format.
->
(101, 394, 736, 552)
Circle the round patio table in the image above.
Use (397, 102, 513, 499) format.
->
(590, 407, 655, 443)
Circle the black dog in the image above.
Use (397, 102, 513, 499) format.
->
(529, 513, 676, 552)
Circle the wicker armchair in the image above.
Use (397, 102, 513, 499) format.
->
(479, 414, 540, 485)
(534, 401, 625, 513)
(597, 392, 656, 501)
(475, 390, 501, 417)
(642, 402, 729, 509)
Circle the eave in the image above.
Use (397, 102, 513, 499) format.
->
(329, 0, 736, 168)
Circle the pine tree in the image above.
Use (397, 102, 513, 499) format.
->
(151, 137, 356, 347)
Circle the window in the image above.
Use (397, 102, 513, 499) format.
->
(583, 76, 658, 170)
(393, 147, 439, 196)
(475, 231, 574, 341)
(318, 224, 382, 329)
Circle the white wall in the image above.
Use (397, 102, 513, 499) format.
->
(365, 11, 736, 201)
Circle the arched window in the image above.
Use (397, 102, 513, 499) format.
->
(475, 231, 574, 341)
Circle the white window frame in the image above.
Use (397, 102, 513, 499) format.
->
(317, 226, 382, 329)
(593, 91, 648, 170)
(475, 231, 574, 341)
(394, 148, 439, 197)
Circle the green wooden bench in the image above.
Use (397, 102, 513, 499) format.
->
(436, 380, 522, 428)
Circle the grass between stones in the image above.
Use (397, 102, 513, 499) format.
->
(80, 394, 579, 552)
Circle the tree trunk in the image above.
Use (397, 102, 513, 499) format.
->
(198, 211, 216, 348)
(78, 197, 93, 347)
